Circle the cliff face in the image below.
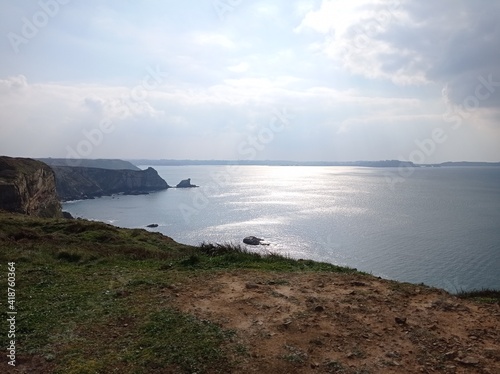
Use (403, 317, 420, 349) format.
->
(0, 156, 62, 217)
(52, 166, 170, 201)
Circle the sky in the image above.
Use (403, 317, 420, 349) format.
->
(1, 0, 500, 163)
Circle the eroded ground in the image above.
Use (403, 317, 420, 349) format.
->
(171, 270, 500, 373)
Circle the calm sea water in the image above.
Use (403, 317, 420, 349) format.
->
(63, 165, 500, 292)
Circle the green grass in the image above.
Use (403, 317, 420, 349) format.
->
(190, 241, 360, 273)
(133, 309, 235, 373)
(456, 288, 500, 304)
(0, 211, 360, 373)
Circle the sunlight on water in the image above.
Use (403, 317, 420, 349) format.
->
(63, 166, 500, 292)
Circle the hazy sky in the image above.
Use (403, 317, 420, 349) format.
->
(1, 0, 500, 162)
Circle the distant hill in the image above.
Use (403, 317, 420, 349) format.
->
(129, 159, 415, 168)
(438, 161, 500, 167)
(38, 158, 140, 171)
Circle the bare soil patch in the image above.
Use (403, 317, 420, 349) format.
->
(174, 270, 500, 373)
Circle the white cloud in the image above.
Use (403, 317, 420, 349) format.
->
(0, 75, 28, 93)
(0, 1, 499, 161)
(298, 0, 500, 92)
(194, 33, 235, 48)
(227, 62, 249, 73)
(296, 0, 373, 35)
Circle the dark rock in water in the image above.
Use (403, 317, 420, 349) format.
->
(128, 191, 150, 196)
(176, 178, 198, 188)
(62, 211, 74, 219)
(146, 223, 158, 228)
(243, 236, 264, 245)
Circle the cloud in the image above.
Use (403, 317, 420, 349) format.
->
(194, 33, 235, 48)
(1, 1, 499, 161)
(84, 94, 162, 121)
(227, 62, 250, 73)
(0, 75, 28, 93)
(294, 0, 500, 147)
(299, 1, 500, 93)
(296, 0, 373, 35)
(0, 71, 428, 160)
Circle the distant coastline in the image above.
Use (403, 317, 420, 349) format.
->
(128, 159, 500, 168)
(430, 161, 500, 167)
(130, 159, 416, 167)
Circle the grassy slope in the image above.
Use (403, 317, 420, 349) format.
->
(0, 211, 362, 373)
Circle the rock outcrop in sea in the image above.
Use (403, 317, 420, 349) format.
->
(0, 156, 62, 217)
(176, 178, 198, 188)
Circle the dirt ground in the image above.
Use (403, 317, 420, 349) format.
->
(172, 270, 500, 373)
(9, 270, 499, 374)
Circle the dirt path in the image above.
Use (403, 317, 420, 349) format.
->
(173, 270, 500, 373)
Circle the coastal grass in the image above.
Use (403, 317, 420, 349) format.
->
(456, 288, 500, 304)
(181, 241, 360, 273)
(133, 309, 236, 373)
(0, 211, 359, 373)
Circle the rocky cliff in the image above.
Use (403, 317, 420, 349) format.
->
(176, 178, 198, 188)
(52, 166, 170, 201)
(0, 156, 62, 217)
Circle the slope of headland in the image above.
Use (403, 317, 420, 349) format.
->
(0, 211, 498, 374)
(51, 165, 169, 201)
(1, 156, 170, 202)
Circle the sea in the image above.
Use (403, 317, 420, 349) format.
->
(62, 165, 500, 293)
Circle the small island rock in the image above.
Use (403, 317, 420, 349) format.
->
(176, 178, 198, 188)
(146, 223, 158, 228)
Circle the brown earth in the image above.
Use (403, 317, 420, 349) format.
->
(171, 270, 500, 374)
(8, 270, 500, 374)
